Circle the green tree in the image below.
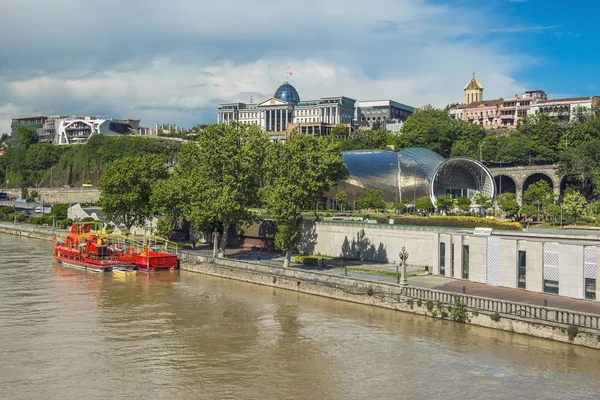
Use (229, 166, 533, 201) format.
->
(415, 196, 433, 212)
(262, 134, 348, 267)
(401, 107, 462, 158)
(523, 180, 555, 216)
(335, 192, 348, 210)
(330, 124, 349, 138)
(561, 190, 587, 225)
(155, 216, 173, 238)
(520, 205, 538, 219)
(392, 201, 406, 213)
(473, 192, 492, 216)
(51, 204, 69, 220)
(154, 123, 268, 256)
(456, 196, 472, 213)
(547, 204, 561, 224)
(17, 126, 38, 149)
(557, 138, 600, 199)
(501, 199, 521, 218)
(435, 194, 454, 214)
(99, 154, 168, 229)
(356, 189, 387, 211)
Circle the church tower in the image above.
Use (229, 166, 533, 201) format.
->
(464, 73, 484, 104)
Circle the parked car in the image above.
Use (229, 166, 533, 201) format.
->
(21, 210, 31, 217)
(35, 207, 43, 214)
(0, 192, 8, 200)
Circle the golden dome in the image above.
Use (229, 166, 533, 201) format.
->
(464, 73, 484, 91)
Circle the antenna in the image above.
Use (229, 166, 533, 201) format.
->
(250, 94, 253, 103)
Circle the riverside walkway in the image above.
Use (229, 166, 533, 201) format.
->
(1, 221, 599, 316)
(188, 246, 600, 316)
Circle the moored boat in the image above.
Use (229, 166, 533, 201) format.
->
(112, 266, 137, 277)
(54, 222, 179, 272)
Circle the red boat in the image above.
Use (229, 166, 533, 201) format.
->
(54, 223, 179, 272)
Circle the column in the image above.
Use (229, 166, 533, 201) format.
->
(279, 109, 282, 132)
(267, 110, 270, 131)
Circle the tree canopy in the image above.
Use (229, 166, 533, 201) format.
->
(356, 189, 387, 211)
(262, 134, 348, 267)
(154, 123, 269, 255)
(99, 154, 168, 229)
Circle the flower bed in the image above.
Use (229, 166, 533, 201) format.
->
(375, 216, 522, 231)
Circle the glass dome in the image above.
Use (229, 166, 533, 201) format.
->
(274, 83, 300, 104)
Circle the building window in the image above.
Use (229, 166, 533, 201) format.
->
(439, 243, 446, 276)
(518, 250, 526, 289)
(462, 245, 469, 280)
(585, 278, 596, 300)
(543, 280, 559, 295)
(451, 244, 455, 277)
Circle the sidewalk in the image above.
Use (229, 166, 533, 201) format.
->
(187, 245, 600, 316)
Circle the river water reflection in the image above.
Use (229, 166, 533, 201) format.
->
(1, 234, 600, 400)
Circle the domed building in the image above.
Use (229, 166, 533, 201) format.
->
(274, 83, 300, 104)
(332, 148, 495, 209)
(216, 80, 356, 140)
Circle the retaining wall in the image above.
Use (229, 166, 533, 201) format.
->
(179, 252, 600, 349)
(3, 188, 100, 204)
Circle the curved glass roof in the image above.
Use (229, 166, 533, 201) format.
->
(274, 83, 300, 104)
(431, 157, 496, 205)
(332, 148, 496, 208)
(337, 150, 399, 203)
(398, 148, 446, 204)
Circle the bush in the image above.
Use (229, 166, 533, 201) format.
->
(0, 206, 14, 214)
(490, 312, 501, 322)
(293, 255, 320, 266)
(30, 216, 44, 225)
(15, 213, 28, 223)
(58, 218, 74, 229)
(51, 204, 69, 220)
(426, 300, 434, 312)
(374, 216, 522, 231)
(450, 294, 469, 323)
(566, 325, 579, 341)
(81, 217, 96, 222)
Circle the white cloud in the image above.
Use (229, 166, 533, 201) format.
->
(0, 0, 541, 132)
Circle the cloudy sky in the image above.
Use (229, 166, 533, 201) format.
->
(0, 0, 597, 132)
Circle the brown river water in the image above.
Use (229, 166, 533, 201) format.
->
(1, 234, 600, 400)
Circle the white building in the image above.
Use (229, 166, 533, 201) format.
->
(217, 82, 356, 138)
(55, 116, 140, 145)
(529, 96, 599, 120)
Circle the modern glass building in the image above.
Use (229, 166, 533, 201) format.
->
(337, 148, 495, 207)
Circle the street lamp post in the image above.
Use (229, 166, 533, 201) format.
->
(394, 261, 399, 284)
(398, 246, 409, 286)
(212, 229, 219, 258)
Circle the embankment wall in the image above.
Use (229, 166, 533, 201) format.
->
(3, 188, 100, 204)
(179, 253, 600, 350)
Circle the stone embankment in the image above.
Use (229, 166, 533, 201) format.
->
(2, 188, 100, 204)
(1, 223, 599, 349)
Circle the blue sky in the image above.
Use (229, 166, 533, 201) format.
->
(0, 0, 597, 132)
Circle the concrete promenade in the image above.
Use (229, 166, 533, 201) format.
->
(188, 245, 600, 316)
(1, 222, 598, 316)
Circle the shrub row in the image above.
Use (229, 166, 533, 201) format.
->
(374, 216, 522, 231)
(293, 255, 321, 266)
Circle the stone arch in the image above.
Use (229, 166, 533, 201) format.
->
(522, 173, 555, 202)
(559, 175, 580, 201)
(494, 175, 516, 196)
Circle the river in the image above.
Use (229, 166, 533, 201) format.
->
(1, 234, 600, 400)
